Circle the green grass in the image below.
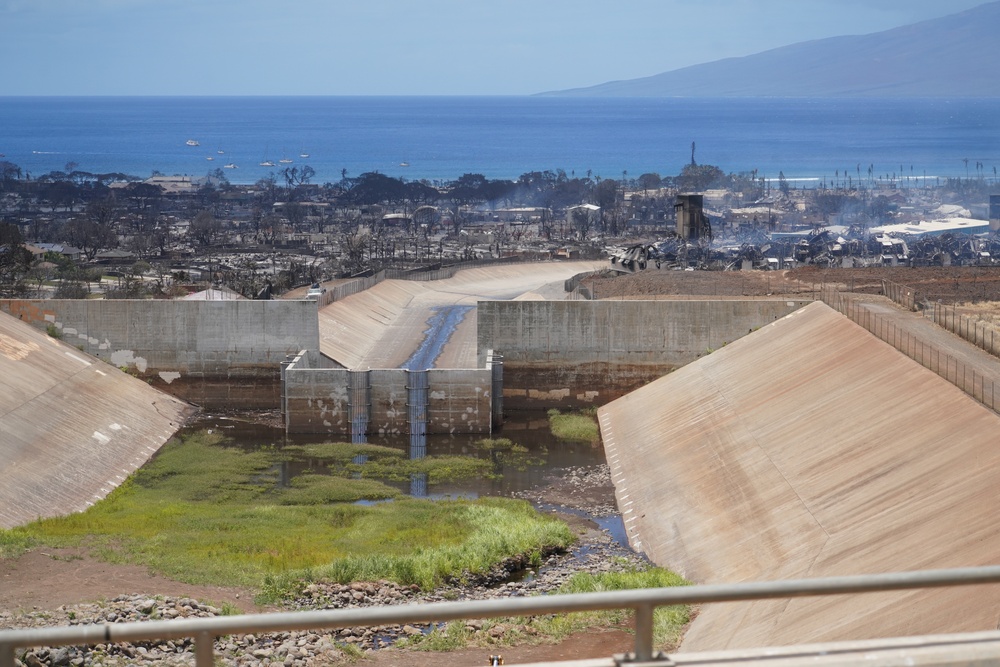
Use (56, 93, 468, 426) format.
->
(356, 455, 492, 483)
(542, 568, 691, 649)
(547, 409, 600, 444)
(404, 567, 690, 652)
(0, 431, 574, 604)
(283, 442, 405, 463)
(279, 474, 401, 504)
(285, 441, 493, 483)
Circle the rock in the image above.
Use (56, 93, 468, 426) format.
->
(401, 625, 422, 636)
(49, 647, 72, 666)
(23, 653, 44, 667)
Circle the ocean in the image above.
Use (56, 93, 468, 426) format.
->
(2, 96, 999, 187)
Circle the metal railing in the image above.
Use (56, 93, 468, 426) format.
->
(5, 566, 1000, 667)
(881, 277, 1000, 359)
(823, 286, 1000, 414)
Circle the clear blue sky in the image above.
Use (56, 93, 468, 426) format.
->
(1, 0, 988, 95)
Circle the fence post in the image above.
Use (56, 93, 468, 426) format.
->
(196, 631, 215, 667)
(634, 604, 655, 662)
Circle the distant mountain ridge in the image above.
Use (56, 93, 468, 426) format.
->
(541, 2, 1000, 97)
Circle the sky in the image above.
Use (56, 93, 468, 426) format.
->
(0, 0, 989, 96)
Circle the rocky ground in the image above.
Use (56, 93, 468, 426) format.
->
(2, 464, 646, 667)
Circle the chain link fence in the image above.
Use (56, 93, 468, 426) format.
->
(822, 285, 1000, 413)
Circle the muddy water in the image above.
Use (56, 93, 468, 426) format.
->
(177, 410, 606, 496)
(175, 410, 627, 547)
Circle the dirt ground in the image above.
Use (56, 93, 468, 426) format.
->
(584, 264, 1000, 306)
(0, 547, 634, 665)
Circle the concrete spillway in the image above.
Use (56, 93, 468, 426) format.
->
(0, 312, 195, 528)
(599, 301, 1000, 650)
(318, 261, 602, 370)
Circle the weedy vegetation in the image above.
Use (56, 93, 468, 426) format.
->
(0, 431, 574, 604)
(547, 409, 600, 444)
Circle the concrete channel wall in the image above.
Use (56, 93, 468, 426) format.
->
(283, 350, 495, 435)
(1, 299, 320, 409)
(0, 311, 195, 528)
(478, 299, 810, 409)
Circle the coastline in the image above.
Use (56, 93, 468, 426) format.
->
(2, 96, 996, 186)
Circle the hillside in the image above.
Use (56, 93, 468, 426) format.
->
(542, 2, 1000, 97)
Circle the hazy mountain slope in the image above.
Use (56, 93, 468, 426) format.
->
(542, 2, 1000, 97)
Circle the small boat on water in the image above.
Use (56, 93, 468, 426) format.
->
(206, 156, 214, 161)
(400, 162, 410, 167)
(260, 160, 275, 167)
(217, 149, 225, 154)
(224, 163, 238, 169)
(186, 139, 200, 146)
(279, 157, 293, 164)
(299, 152, 310, 158)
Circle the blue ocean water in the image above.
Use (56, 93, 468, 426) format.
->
(1, 96, 999, 187)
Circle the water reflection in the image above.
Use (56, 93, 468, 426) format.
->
(410, 432, 428, 497)
(180, 411, 608, 499)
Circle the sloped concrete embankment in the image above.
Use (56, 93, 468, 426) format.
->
(598, 301, 1000, 651)
(1, 299, 319, 409)
(0, 312, 195, 528)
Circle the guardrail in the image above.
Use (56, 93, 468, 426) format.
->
(5, 566, 1000, 667)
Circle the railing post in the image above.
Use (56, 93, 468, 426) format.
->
(634, 603, 655, 662)
(196, 631, 215, 667)
(1, 643, 14, 667)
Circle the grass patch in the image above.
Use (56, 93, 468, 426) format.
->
(406, 567, 690, 652)
(547, 409, 600, 444)
(7, 431, 574, 604)
(540, 568, 691, 649)
(283, 442, 405, 463)
(0, 527, 35, 559)
(405, 568, 690, 651)
(280, 474, 401, 504)
(286, 441, 492, 484)
(473, 438, 547, 473)
(262, 498, 574, 600)
(357, 456, 492, 483)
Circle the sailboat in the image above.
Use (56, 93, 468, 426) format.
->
(259, 147, 275, 167)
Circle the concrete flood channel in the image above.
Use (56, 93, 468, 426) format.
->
(175, 410, 631, 585)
